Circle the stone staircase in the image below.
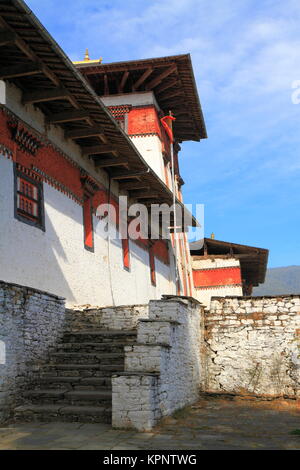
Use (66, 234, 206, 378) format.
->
(14, 329, 137, 423)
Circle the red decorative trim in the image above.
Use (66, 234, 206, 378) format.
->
(16, 163, 42, 182)
(108, 105, 132, 117)
(0, 143, 13, 160)
(129, 132, 160, 138)
(195, 284, 242, 291)
(8, 120, 43, 156)
(193, 265, 240, 272)
(32, 166, 83, 204)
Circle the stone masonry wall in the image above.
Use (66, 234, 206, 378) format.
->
(112, 297, 204, 431)
(0, 280, 65, 423)
(65, 304, 149, 331)
(205, 296, 300, 398)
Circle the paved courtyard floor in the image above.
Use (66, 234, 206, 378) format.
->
(0, 396, 299, 450)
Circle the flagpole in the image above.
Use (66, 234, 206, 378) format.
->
(170, 131, 179, 288)
(160, 111, 179, 291)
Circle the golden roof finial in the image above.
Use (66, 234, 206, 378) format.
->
(211, 232, 215, 240)
(84, 48, 90, 62)
(73, 50, 103, 66)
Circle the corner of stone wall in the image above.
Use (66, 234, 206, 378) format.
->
(0, 280, 66, 423)
(112, 296, 204, 431)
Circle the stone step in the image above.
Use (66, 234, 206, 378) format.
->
(54, 342, 130, 353)
(14, 404, 111, 423)
(46, 363, 124, 371)
(42, 363, 124, 378)
(48, 352, 124, 365)
(22, 389, 112, 406)
(35, 375, 112, 390)
(63, 330, 136, 343)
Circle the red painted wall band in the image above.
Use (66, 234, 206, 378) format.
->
(193, 267, 242, 288)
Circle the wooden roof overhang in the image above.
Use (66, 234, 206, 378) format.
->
(190, 238, 269, 286)
(75, 55, 207, 143)
(0, 0, 198, 228)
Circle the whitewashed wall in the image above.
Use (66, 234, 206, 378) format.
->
(112, 297, 204, 431)
(205, 296, 300, 398)
(130, 135, 165, 181)
(0, 156, 176, 307)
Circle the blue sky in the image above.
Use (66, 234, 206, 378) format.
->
(26, 0, 300, 267)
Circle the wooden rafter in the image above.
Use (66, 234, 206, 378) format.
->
(94, 158, 129, 168)
(65, 126, 105, 139)
(111, 170, 149, 180)
(0, 30, 16, 46)
(120, 183, 150, 191)
(103, 74, 109, 95)
(159, 90, 184, 102)
(118, 71, 129, 93)
(130, 191, 159, 199)
(145, 64, 177, 90)
(23, 87, 72, 104)
(156, 78, 181, 95)
(0, 62, 42, 79)
(82, 144, 119, 156)
(132, 67, 153, 91)
(47, 109, 90, 124)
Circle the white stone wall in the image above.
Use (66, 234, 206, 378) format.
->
(0, 156, 176, 307)
(192, 258, 243, 307)
(112, 297, 204, 431)
(65, 304, 149, 331)
(0, 280, 65, 423)
(205, 296, 300, 398)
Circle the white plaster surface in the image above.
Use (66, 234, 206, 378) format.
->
(130, 135, 165, 181)
(101, 91, 160, 110)
(0, 156, 176, 307)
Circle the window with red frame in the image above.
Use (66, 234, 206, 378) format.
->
(122, 238, 130, 270)
(15, 169, 44, 230)
(83, 197, 94, 251)
(149, 247, 156, 286)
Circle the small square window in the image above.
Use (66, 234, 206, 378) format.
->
(14, 166, 45, 231)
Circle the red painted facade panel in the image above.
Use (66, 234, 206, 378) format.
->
(127, 107, 161, 136)
(193, 267, 242, 288)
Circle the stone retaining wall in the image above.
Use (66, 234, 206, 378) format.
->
(112, 297, 204, 431)
(205, 296, 300, 398)
(0, 281, 65, 423)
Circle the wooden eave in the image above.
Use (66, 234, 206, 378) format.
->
(0, 0, 198, 227)
(75, 55, 207, 143)
(190, 238, 269, 286)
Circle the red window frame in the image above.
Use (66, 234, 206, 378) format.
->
(15, 167, 45, 231)
(122, 238, 130, 270)
(83, 197, 94, 251)
(17, 177, 39, 221)
(149, 247, 156, 286)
